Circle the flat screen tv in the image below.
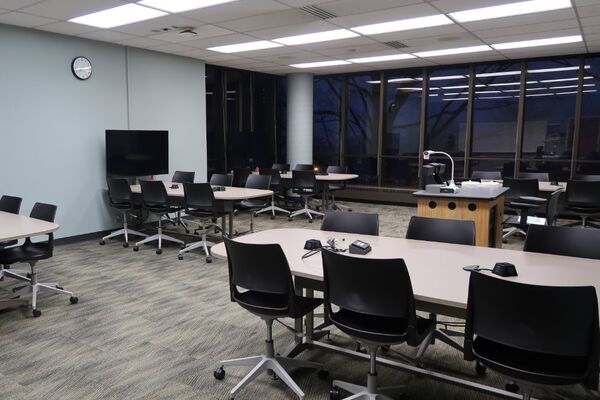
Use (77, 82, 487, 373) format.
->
(106, 130, 168, 176)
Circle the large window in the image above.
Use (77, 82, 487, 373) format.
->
(522, 58, 578, 180)
(313, 76, 342, 169)
(577, 56, 600, 175)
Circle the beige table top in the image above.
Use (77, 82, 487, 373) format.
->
(481, 180, 566, 193)
(211, 228, 600, 313)
(280, 172, 359, 182)
(0, 211, 59, 242)
(130, 181, 272, 201)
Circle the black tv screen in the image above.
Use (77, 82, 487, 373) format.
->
(106, 130, 168, 176)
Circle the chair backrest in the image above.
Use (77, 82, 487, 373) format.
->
(260, 168, 281, 187)
(503, 178, 539, 200)
(294, 163, 314, 171)
(0, 195, 22, 214)
(321, 211, 379, 236)
(172, 170, 195, 183)
(232, 168, 251, 187)
(545, 189, 561, 226)
(573, 174, 600, 182)
(327, 165, 347, 174)
(471, 170, 501, 180)
(565, 180, 600, 206)
(209, 173, 233, 186)
(519, 172, 550, 181)
(406, 216, 475, 246)
(322, 250, 417, 334)
(245, 174, 271, 190)
(106, 178, 133, 204)
(292, 169, 316, 189)
(464, 272, 599, 389)
(183, 182, 215, 211)
(139, 180, 168, 206)
(30, 202, 57, 223)
(223, 237, 294, 302)
(524, 224, 600, 260)
(272, 163, 290, 172)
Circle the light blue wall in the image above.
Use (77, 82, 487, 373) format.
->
(0, 24, 207, 238)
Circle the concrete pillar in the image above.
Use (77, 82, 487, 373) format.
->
(286, 73, 313, 168)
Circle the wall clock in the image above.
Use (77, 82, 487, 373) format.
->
(71, 56, 92, 80)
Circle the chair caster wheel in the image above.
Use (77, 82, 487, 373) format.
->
(123, 242, 129, 248)
(133, 246, 139, 252)
(156, 249, 162, 255)
(505, 382, 519, 393)
(317, 370, 329, 380)
(99, 240, 105, 245)
(32, 309, 41, 318)
(330, 387, 341, 400)
(70, 296, 79, 304)
(308, 219, 313, 223)
(270, 215, 275, 220)
(56, 285, 64, 290)
(213, 367, 225, 380)
(381, 345, 390, 353)
(206, 257, 212, 263)
(475, 362, 486, 375)
(254, 212, 258, 217)
(288, 217, 293, 222)
(178, 255, 184, 260)
(185, 230, 190, 234)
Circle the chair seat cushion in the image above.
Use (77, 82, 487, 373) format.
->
(473, 337, 589, 386)
(0, 243, 52, 264)
(566, 205, 600, 214)
(234, 290, 322, 318)
(330, 308, 434, 344)
(293, 188, 315, 195)
(111, 201, 133, 210)
(240, 199, 268, 209)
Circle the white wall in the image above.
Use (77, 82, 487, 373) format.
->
(0, 24, 207, 238)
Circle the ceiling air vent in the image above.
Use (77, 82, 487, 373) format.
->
(384, 41, 409, 49)
(299, 5, 337, 20)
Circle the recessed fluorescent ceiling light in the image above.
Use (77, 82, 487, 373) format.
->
(274, 29, 358, 45)
(443, 92, 468, 96)
(443, 98, 469, 101)
(138, 0, 238, 12)
(478, 96, 514, 99)
(441, 84, 485, 89)
(351, 14, 453, 35)
(69, 3, 166, 28)
(415, 45, 491, 58)
(488, 82, 521, 87)
(449, 0, 571, 23)
(492, 35, 582, 50)
(528, 65, 588, 74)
(208, 40, 282, 53)
(397, 87, 422, 91)
(430, 75, 466, 81)
(549, 84, 596, 89)
(389, 78, 416, 83)
(429, 94, 438, 97)
(503, 89, 521, 92)
(556, 91, 578, 95)
(348, 54, 415, 63)
(476, 71, 521, 78)
(541, 76, 592, 83)
(527, 87, 547, 91)
(290, 60, 351, 69)
(527, 93, 554, 97)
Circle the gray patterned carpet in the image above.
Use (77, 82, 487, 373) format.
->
(0, 202, 594, 400)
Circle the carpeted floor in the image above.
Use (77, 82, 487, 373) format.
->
(0, 202, 594, 400)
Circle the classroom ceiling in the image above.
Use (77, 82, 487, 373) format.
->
(0, 0, 598, 75)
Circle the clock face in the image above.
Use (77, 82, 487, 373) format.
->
(71, 57, 92, 80)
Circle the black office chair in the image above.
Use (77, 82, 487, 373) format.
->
(322, 250, 435, 400)
(524, 224, 600, 260)
(564, 180, 600, 228)
(209, 173, 233, 187)
(0, 203, 78, 317)
(289, 170, 323, 222)
(213, 238, 326, 399)
(321, 211, 379, 236)
(232, 168, 251, 187)
(101, 178, 147, 248)
(464, 272, 599, 399)
(254, 168, 290, 219)
(133, 181, 184, 255)
(406, 216, 475, 246)
(502, 178, 546, 240)
(471, 170, 501, 180)
(169, 171, 195, 232)
(573, 174, 600, 181)
(0, 195, 23, 248)
(518, 172, 550, 181)
(236, 174, 271, 233)
(326, 166, 351, 211)
(178, 183, 227, 262)
(504, 189, 562, 234)
(272, 163, 290, 172)
(294, 163, 314, 171)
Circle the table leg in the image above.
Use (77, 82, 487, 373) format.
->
(221, 216, 226, 239)
(322, 183, 329, 211)
(228, 212, 234, 238)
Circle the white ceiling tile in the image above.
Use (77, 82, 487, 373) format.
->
(36, 20, 98, 35)
(495, 43, 587, 59)
(275, 0, 333, 7)
(78, 30, 136, 42)
(366, 24, 468, 43)
(111, 14, 201, 36)
(246, 20, 338, 39)
(0, 11, 57, 27)
(148, 24, 234, 43)
(255, 50, 334, 63)
(576, 4, 600, 18)
(486, 28, 583, 46)
(117, 36, 168, 48)
(330, 3, 441, 28)
(292, 36, 375, 52)
(184, 0, 289, 23)
(431, 0, 516, 13)
(20, 0, 126, 20)
(177, 48, 215, 58)
(0, 0, 45, 11)
(575, 0, 600, 6)
(182, 33, 262, 49)
(463, 9, 577, 32)
(0, 8, 9, 14)
(202, 53, 245, 62)
(316, 42, 392, 57)
(146, 42, 197, 54)
(216, 9, 319, 31)
(317, 0, 423, 17)
(398, 37, 485, 52)
(474, 19, 580, 41)
(580, 15, 600, 27)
